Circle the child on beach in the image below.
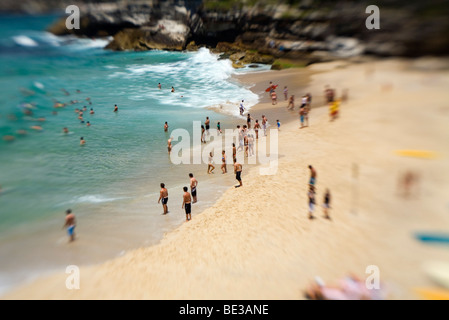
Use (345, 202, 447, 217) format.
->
(277, 120, 281, 130)
(217, 121, 222, 135)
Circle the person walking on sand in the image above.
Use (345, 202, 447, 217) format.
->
(167, 136, 173, 154)
(308, 186, 316, 219)
(323, 189, 331, 219)
(189, 173, 198, 203)
(254, 119, 260, 139)
(239, 100, 245, 116)
(234, 158, 243, 188)
(287, 95, 295, 110)
(277, 120, 281, 131)
(232, 143, 237, 162)
(284, 86, 288, 100)
(221, 150, 227, 174)
(207, 152, 215, 174)
(309, 165, 317, 186)
(182, 186, 192, 221)
(217, 121, 222, 135)
(158, 183, 169, 214)
(164, 122, 168, 132)
(63, 209, 76, 242)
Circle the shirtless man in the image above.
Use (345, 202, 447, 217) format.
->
(182, 186, 192, 221)
(114, 104, 118, 112)
(80, 137, 86, 146)
(158, 183, 169, 214)
(164, 122, 168, 132)
(167, 136, 173, 154)
(309, 165, 317, 186)
(205, 117, 210, 135)
(63, 209, 76, 242)
(189, 173, 198, 203)
(232, 143, 237, 162)
(234, 158, 243, 188)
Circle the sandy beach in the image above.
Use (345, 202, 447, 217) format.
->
(3, 56, 449, 300)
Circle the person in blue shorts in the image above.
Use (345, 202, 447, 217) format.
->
(63, 209, 76, 242)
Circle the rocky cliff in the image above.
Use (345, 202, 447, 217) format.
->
(4, 0, 449, 66)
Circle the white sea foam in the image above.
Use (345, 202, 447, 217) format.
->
(114, 48, 262, 117)
(62, 195, 130, 205)
(12, 35, 38, 47)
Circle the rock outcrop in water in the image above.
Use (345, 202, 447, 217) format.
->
(3, 0, 449, 67)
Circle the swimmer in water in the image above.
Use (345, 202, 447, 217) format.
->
(80, 137, 86, 145)
(114, 105, 118, 112)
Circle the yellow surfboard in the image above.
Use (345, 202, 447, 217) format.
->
(395, 150, 438, 159)
(415, 287, 449, 300)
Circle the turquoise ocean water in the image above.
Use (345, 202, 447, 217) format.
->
(0, 14, 270, 294)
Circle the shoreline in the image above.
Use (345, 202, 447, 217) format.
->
(3, 56, 449, 299)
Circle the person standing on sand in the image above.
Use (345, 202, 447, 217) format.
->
(271, 90, 277, 105)
(309, 165, 317, 186)
(323, 189, 331, 219)
(205, 117, 210, 136)
(201, 125, 206, 143)
(277, 120, 281, 131)
(234, 158, 243, 188)
(207, 152, 215, 174)
(287, 95, 295, 110)
(284, 86, 288, 100)
(189, 173, 198, 203)
(247, 113, 253, 129)
(254, 120, 260, 139)
(217, 121, 222, 135)
(237, 125, 244, 152)
(221, 150, 227, 174)
(299, 105, 306, 128)
(262, 115, 268, 136)
(182, 186, 192, 221)
(308, 186, 316, 219)
(248, 134, 255, 156)
(158, 183, 169, 214)
(63, 209, 76, 242)
(232, 143, 237, 162)
(167, 136, 173, 154)
(164, 122, 168, 132)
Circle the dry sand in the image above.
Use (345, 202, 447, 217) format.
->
(4, 57, 449, 300)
